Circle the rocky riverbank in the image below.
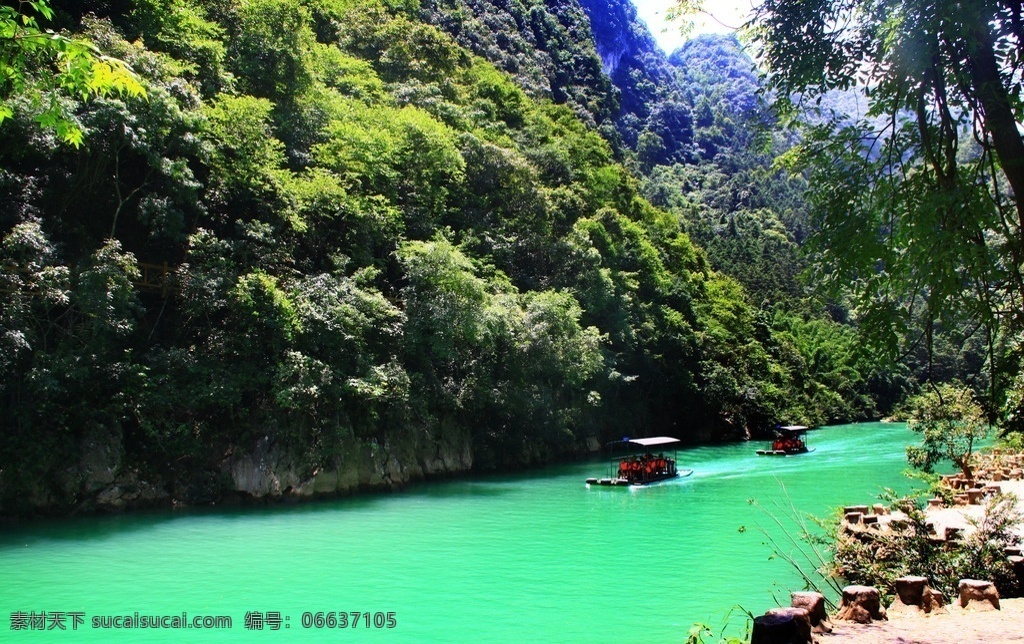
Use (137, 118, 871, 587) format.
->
(823, 596, 1024, 642)
(827, 476, 1024, 642)
(1, 422, 481, 517)
(751, 449, 1024, 643)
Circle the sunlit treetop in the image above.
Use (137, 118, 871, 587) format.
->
(0, 0, 145, 145)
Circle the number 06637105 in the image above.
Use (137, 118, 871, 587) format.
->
(300, 611, 397, 629)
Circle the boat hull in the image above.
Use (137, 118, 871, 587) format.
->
(756, 446, 816, 456)
(585, 469, 693, 487)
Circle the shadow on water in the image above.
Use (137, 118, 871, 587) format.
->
(0, 491, 390, 546)
(0, 470, 531, 548)
(0, 422, 919, 547)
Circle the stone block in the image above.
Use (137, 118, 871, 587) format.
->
(889, 575, 944, 615)
(751, 609, 813, 644)
(891, 575, 927, 610)
(836, 585, 887, 623)
(958, 579, 1000, 611)
(790, 591, 831, 634)
(925, 587, 946, 613)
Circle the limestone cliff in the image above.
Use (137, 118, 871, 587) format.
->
(2, 422, 477, 516)
(579, 0, 694, 160)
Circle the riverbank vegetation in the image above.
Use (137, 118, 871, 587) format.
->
(765, 401, 1024, 614)
(824, 431, 1024, 605)
(831, 490, 1022, 603)
(905, 384, 990, 480)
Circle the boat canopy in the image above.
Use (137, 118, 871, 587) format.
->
(614, 436, 680, 447)
(778, 425, 809, 433)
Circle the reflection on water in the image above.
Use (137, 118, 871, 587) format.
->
(0, 423, 922, 643)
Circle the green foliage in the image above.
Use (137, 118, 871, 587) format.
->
(309, 47, 385, 101)
(769, 311, 900, 425)
(744, 0, 1024, 402)
(642, 35, 809, 310)
(203, 94, 286, 187)
(1001, 366, 1024, 436)
(423, 0, 617, 128)
(396, 235, 604, 464)
(75, 240, 143, 341)
(0, 221, 70, 374)
(997, 425, 1024, 452)
(399, 235, 487, 359)
(202, 93, 307, 230)
(341, 7, 469, 85)
(232, 270, 301, 343)
(128, 0, 227, 95)
(906, 384, 989, 479)
(228, 0, 316, 99)
(314, 98, 465, 233)
(685, 619, 749, 644)
(0, 0, 145, 145)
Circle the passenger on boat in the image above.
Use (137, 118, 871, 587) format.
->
(772, 437, 804, 451)
(619, 458, 636, 479)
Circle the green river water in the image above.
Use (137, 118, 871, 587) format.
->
(1, 422, 923, 643)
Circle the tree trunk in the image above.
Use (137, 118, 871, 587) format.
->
(964, 10, 1024, 225)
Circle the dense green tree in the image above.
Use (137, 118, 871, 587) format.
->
(423, 0, 618, 129)
(637, 35, 811, 311)
(1, 0, 145, 145)
(1002, 361, 1024, 435)
(742, 0, 1024, 374)
(126, 0, 228, 96)
(906, 383, 990, 479)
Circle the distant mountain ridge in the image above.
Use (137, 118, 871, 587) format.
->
(423, 0, 697, 160)
(579, 0, 695, 161)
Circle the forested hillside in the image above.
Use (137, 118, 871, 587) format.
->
(1, 0, 894, 515)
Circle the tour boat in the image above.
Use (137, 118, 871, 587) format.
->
(585, 436, 693, 487)
(756, 425, 815, 456)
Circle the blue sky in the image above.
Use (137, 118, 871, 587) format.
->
(631, 0, 753, 53)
